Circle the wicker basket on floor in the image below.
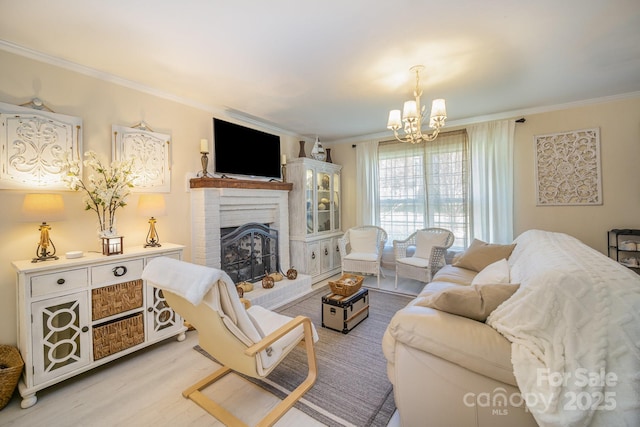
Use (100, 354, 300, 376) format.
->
(0, 345, 24, 410)
(329, 274, 364, 297)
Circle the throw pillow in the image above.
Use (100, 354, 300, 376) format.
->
(453, 239, 516, 272)
(349, 228, 379, 254)
(471, 258, 510, 285)
(415, 283, 520, 322)
(414, 230, 450, 260)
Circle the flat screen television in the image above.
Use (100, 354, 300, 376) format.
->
(213, 118, 281, 179)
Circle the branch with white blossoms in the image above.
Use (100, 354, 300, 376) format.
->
(59, 151, 135, 236)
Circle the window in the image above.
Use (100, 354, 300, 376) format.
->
(378, 130, 470, 249)
(379, 142, 425, 243)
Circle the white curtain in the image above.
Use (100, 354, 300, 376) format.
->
(355, 140, 379, 226)
(468, 120, 515, 243)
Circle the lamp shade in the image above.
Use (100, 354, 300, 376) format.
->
(387, 110, 402, 129)
(402, 100, 419, 120)
(430, 99, 447, 119)
(21, 194, 65, 222)
(137, 194, 166, 217)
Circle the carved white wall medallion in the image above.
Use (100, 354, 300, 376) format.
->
(112, 125, 171, 192)
(534, 127, 602, 206)
(0, 101, 82, 189)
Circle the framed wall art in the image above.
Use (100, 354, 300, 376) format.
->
(534, 127, 602, 206)
(0, 101, 82, 189)
(112, 124, 171, 192)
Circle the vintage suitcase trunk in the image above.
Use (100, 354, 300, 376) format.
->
(321, 288, 369, 334)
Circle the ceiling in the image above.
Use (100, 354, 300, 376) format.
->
(1, 0, 640, 142)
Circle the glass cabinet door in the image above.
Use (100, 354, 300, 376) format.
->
(31, 292, 91, 385)
(305, 169, 314, 235)
(317, 170, 331, 233)
(146, 287, 183, 341)
(332, 172, 340, 232)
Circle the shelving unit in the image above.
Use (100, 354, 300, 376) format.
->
(288, 157, 342, 283)
(607, 229, 640, 273)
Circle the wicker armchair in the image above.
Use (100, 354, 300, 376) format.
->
(393, 228, 455, 288)
(339, 226, 388, 287)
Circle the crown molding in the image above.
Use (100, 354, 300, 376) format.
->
(0, 39, 229, 116)
(336, 91, 640, 145)
(3, 39, 639, 145)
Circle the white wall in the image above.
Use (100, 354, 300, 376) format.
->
(328, 96, 640, 255)
(0, 50, 301, 345)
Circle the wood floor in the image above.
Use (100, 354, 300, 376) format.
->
(1, 272, 418, 427)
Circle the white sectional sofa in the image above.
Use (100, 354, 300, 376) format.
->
(382, 229, 640, 427)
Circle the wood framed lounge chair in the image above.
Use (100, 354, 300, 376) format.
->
(142, 257, 318, 427)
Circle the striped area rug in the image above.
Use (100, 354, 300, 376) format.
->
(195, 286, 413, 427)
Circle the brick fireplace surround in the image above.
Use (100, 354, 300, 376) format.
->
(189, 177, 312, 308)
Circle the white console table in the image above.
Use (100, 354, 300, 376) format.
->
(12, 244, 186, 408)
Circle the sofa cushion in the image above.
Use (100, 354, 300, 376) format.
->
(471, 258, 510, 285)
(384, 305, 517, 386)
(349, 228, 379, 254)
(414, 230, 449, 259)
(431, 265, 477, 285)
(415, 283, 520, 322)
(416, 280, 460, 298)
(452, 238, 516, 272)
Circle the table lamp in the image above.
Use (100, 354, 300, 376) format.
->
(138, 194, 166, 247)
(22, 194, 65, 263)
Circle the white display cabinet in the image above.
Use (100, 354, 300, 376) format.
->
(288, 157, 342, 282)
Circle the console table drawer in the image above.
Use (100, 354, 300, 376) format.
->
(31, 268, 89, 298)
(91, 259, 143, 287)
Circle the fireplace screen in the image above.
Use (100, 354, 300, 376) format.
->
(220, 222, 280, 283)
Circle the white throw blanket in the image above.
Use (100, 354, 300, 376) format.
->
(487, 230, 640, 426)
(141, 257, 224, 305)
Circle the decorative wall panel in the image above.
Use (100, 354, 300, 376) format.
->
(112, 125, 171, 192)
(0, 101, 82, 189)
(534, 127, 602, 206)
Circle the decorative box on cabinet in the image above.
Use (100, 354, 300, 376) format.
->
(12, 243, 186, 408)
(288, 157, 342, 282)
(607, 229, 640, 274)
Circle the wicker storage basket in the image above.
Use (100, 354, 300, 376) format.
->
(93, 313, 145, 360)
(92, 280, 143, 321)
(0, 345, 24, 410)
(329, 274, 364, 297)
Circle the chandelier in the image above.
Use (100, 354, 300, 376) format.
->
(386, 65, 447, 143)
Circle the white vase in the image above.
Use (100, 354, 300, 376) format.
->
(310, 137, 326, 161)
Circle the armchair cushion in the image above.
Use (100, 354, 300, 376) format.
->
(414, 230, 450, 259)
(349, 228, 379, 254)
(345, 252, 379, 261)
(471, 258, 510, 285)
(452, 238, 516, 272)
(415, 283, 520, 322)
(396, 256, 429, 268)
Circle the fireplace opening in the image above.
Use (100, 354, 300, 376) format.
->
(220, 222, 280, 283)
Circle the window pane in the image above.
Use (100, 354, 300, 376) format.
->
(378, 143, 426, 243)
(377, 130, 469, 250)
